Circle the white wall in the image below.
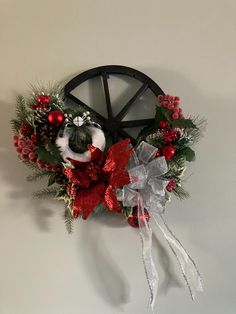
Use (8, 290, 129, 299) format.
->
(0, 1, 235, 313)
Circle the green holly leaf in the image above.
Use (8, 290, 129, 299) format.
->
(47, 143, 62, 164)
(37, 146, 56, 164)
(171, 119, 197, 129)
(181, 147, 196, 162)
(56, 187, 68, 200)
(37, 144, 62, 165)
(48, 173, 56, 186)
(155, 106, 171, 124)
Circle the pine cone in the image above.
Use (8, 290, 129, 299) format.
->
(38, 124, 58, 144)
(34, 107, 50, 124)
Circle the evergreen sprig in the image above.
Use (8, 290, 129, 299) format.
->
(27, 169, 51, 182)
(10, 119, 21, 133)
(173, 185, 190, 200)
(64, 207, 74, 234)
(33, 187, 59, 199)
(15, 95, 28, 123)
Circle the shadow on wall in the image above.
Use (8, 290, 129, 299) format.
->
(0, 98, 56, 231)
(0, 66, 227, 307)
(80, 217, 131, 308)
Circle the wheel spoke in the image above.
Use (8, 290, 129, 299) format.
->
(120, 119, 155, 128)
(102, 72, 113, 118)
(115, 82, 149, 121)
(118, 129, 136, 145)
(66, 93, 106, 123)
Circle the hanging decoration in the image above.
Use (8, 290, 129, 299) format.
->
(11, 84, 205, 313)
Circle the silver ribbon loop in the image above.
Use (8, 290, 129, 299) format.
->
(120, 141, 203, 312)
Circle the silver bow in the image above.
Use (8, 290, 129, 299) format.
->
(118, 141, 203, 312)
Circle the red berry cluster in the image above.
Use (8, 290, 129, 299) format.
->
(66, 183, 77, 198)
(157, 94, 184, 120)
(19, 123, 33, 137)
(162, 128, 180, 143)
(13, 133, 38, 162)
(32, 95, 51, 110)
(166, 180, 176, 192)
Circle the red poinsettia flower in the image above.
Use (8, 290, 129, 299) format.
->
(63, 139, 133, 219)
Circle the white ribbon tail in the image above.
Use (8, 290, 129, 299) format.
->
(137, 198, 158, 313)
(151, 212, 203, 300)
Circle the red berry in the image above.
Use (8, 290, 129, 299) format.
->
(166, 180, 176, 192)
(26, 140, 34, 148)
(22, 147, 30, 155)
(40, 103, 48, 110)
(165, 94, 170, 100)
(32, 103, 39, 110)
(13, 134, 19, 142)
(173, 101, 180, 107)
(169, 96, 174, 102)
(45, 163, 52, 170)
(31, 134, 38, 143)
(28, 152, 37, 160)
(20, 153, 29, 159)
(19, 123, 33, 137)
(37, 160, 45, 169)
(161, 101, 168, 107)
(67, 183, 77, 198)
(18, 139, 25, 147)
(168, 104, 174, 110)
(128, 207, 150, 228)
(37, 95, 51, 104)
(13, 142, 18, 147)
(174, 96, 180, 101)
(173, 107, 179, 113)
(157, 95, 164, 102)
(16, 147, 22, 153)
(159, 120, 169, 128)
(161, 145, 175, 160)
(172, 113, 179, 120)
(166, 185, 173, 192)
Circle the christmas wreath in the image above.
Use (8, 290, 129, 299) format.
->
(11, 84, 205, 311)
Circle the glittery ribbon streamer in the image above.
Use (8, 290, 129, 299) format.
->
(119, 141, 203, 312)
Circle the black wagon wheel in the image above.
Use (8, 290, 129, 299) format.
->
(64, 65, 165, 146)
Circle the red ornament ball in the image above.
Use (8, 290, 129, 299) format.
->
(19, 123, 33, 137)
(128, 207, 150, 228)
(48, 110, 64, 126)
(161, 145, 175, 160)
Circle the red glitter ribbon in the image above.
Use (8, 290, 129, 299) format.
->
(67, 139, 133, 219)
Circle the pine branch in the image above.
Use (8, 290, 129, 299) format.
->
(26, 169, 51, 182)
(27, 83, 64, 108)
(21, 160, 38, 170)
(185, 116, 207, 145)
(64, 206, 74, 234)
(15, 95, 28, 123)
(33, 187, 59, 199)
(173, 185, 190, 200)
(10, 119, 21, 133)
